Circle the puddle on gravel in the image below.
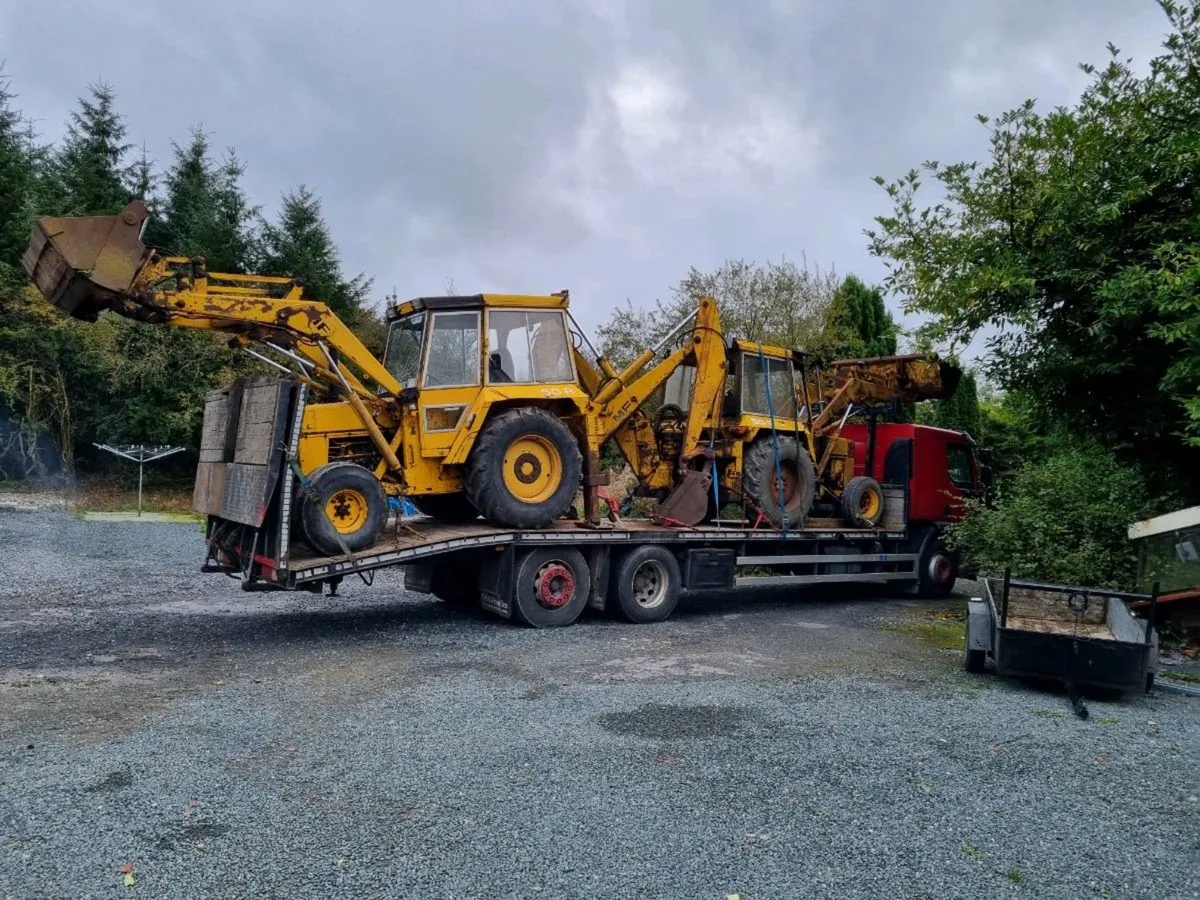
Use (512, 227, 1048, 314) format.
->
(597, 703, 754, 739)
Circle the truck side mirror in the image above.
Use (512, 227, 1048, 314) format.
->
(980, 465, 993, 488)
(977, 447, 994, 464)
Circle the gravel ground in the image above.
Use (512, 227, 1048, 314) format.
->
(0, 510, 1197, 900)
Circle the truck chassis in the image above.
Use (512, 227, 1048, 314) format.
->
(199, 378, 954, 626)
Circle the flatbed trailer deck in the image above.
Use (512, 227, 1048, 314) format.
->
(198, 378, 965, 626)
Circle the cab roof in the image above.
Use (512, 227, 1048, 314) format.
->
(388, 291, 570, 321)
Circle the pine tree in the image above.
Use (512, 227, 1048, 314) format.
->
(827, 275, 897, 359)
(922, 370, 983, 438)
(0, 69, 35, 276)
(258, 185, 372, 324)
(127, 142, 156, 206)
(150, 129, 255, 273)
(52, 82, 132, 215)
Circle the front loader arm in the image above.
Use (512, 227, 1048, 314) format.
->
(24, 199, 405, 475)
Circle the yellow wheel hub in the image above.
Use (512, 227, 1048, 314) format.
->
(502, 435, 563, 504)
(325, 488, 369, 534)
(859, 488, 881, 520)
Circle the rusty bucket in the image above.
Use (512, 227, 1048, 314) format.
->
(22, 200, 151, 321)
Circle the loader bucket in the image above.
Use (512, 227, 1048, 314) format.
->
(827, 354, 962, 402)
(22, 200, 152, 321)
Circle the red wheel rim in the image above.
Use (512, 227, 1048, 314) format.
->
(930, 554, 954, 585)
(535, 562, 575, 609)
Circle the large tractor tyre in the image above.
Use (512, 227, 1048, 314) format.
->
(300, 462, 389, 556)
(512, 547, 590, 628)
(609, 545, 682, 624)
(742, 436, 816, 528)
(465, 408, 583, 529)
(841, 476, 885, 528)
(412, 492, 480, 524)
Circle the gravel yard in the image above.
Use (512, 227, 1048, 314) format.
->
(0, 510, 1196, 900)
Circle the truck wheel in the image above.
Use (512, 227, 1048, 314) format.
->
(916, 528, 958, 598)
(466, 408, 583, 529)
(610, 546, 681, 624)
(841, 476, 885, 527)
(412, 492, 479, 523)
(742, 436, 816, 528)
(512, 547, 590, 628)
(964, 648, 986, 673)
(300, 462, 388, 556)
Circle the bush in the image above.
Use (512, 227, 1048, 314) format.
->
(947, 441, 1154, 589)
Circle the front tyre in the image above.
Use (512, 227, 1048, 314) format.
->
(465, 408, 583, 529)
(300, 462, 388, 556)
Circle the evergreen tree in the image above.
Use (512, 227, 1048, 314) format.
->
(258, 185, 372, 324)
(151, 128, 255, 272)
(919, 370, 983, 438)
(827, 275, 897, 359)
(127, 142, 156, 207)
(52, 82, 132, 215)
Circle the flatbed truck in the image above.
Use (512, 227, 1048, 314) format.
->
(199, 378, 984, 627)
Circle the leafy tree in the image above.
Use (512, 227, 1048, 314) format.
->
(598, 257, 841, 367)
(827, 275, 897, 359)
(257, 185, 372, 326)
(867, 1, 1200, 496)
(946, 441, 1153, 589)
(51, 82, 132, 215)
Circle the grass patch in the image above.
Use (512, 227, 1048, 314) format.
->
(1096, 715, 1119, 726)
(881, 606, 966, 651)
(962, 841, 985, 862)
(1161, 670, 1200, 685)
(1006, 868, 1025, 885)
(1031, 708, 1065, 719)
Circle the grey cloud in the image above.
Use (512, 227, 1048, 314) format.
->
(2, 0, 1176, 338)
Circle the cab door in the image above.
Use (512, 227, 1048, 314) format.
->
(417, 310, 483, 457)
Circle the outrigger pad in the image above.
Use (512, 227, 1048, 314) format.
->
(652, 469, 711, 527)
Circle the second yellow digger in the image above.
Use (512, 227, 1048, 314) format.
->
(24, 200, 958, 556)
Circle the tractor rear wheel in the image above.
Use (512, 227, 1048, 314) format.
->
(300, 461, 388, 556)
(742, 436, 816, 528)
(465, 408, 582, 529)
(412, 492, 479, 523)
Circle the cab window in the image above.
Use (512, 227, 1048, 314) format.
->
(422, 311, 481, 388)
(946, 443, 975, 489)
(487, 310, 573, 384)
(384, 312, 425, 387)
(741, 353, 797, 418)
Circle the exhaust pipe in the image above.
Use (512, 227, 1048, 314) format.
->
(22, 200, 152, 321)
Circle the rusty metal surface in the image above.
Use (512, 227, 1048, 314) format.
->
(23, 201, 151, 321)
(651, 468, 712, 526)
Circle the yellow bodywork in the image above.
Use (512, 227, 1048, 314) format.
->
(23, 200, 960, 529)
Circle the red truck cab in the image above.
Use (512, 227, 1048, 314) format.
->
(841, 422, 984, 595)
(842, 422, 982, 525)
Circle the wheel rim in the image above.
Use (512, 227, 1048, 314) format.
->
(631, 559, 668, 609)
(325, 488, 369, 534)
(929, 553, 954, 585)
(772, 462, 804, 511)
(503, 434, 563, 504)
(859, 488, 881, 520)
(533, 561, 575, 609)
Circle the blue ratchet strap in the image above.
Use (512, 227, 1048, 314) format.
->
(757, 344, 788, 541)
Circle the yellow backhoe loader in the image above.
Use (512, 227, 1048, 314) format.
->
(24, 201, 959, 557)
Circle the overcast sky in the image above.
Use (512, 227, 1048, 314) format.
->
(1, 0, 1174, 344)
